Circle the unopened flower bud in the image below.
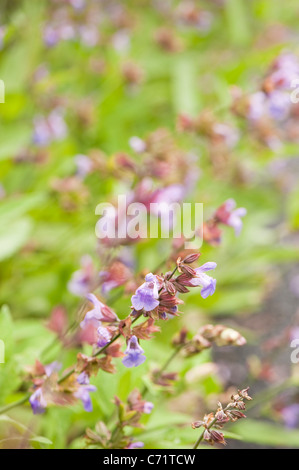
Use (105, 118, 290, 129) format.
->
(183, 253, 201, 264)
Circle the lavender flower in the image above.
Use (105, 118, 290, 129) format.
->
(68, 255, 94, 297)
(74, 374, 97, 412)
(268, 90, 291, 121)
(80, 293, 119, 330)
(127, 441, 144, 449)
(216, 199, 247, 236)
(44, 361, 62, 377)
(33, 110, 68, 146)
(74, 154, 93, 179)
(129, 136, 146, 153)
(143, 401, 154, 414)
(97, 325, 112, 347)
(29, 388, 47, 415)
(189, 263, 217, 298)
(281, 404, 299, 429)
(122, 335, 146, 368)
(131, 273, 160, 312)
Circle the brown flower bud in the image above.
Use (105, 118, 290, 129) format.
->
(183, 253, 201, 264)
(180, 265, 197, 276)
(165, 280, 177, 295)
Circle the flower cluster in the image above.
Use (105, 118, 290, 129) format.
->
(192, 387, 252, 447)
(28, 361, 97, 414)
(232, 53, 299, 149)
(202, 198, 247, 245)
(173, 323, 246, 357)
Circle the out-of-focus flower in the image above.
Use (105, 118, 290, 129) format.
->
(74, 154, 93, 179)
(78, 25, 99, 47)
(99, 260, 132, 295)
(127, 441, 144, 449)
(96, 325, 112, 348)
(111, 30, 131, 53)
(264, 53, 299, 92)
(281, 404, 299, 429)
(29, 388, 47, 415)
(74, 373, 97, 412)
(33, 110, 68, 146)
(154, 28, 182, 52)
(43, 26, 61, 47)
(80, 293, 119, 330)
(44, 361, 62, 377)
(131, 273, 160, 312)
(69, 0, 86, 9)
(122, 61, 144, 86)
(176, 2, 213, 32)
(129, 136, 147, 153)
(127, 389, 154, 414)
(248, 91, 267, 121)
(215, 199, 246, 236)
(212, 123, 239, 149)
(68, 255, 95, 297)
(122, 335, 146, 368)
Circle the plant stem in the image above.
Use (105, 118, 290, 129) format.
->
(0, 394, 31, 415)
(141, 345, 183, 397)
(192, 417, 218, 449)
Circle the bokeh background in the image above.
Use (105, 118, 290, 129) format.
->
(0, 0, 299, 449)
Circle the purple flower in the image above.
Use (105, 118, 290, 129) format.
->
(213, 123, 239, 148)
(29, 388, 47, 415)
(80, 293, 119, 330)
(127, 441, 144, 449)
(189, 262, 217, 299)
(74, 374, 97, 412)
(248, 92, 267, 121)
(143, 401, 154, 414)
(268, 90, 290, 121)
(68, 255, 94, 297)
(122, 335, 146, 368)
(129, 136, 146, 153)
(33, 110, 68, 146)
(77, 371, 90, 385)
(270, 53, 299, 90)
(74, 154, 93, 179)
(281, 404, 299, 429)
(131, 273, 160, 312)
(44, 361, 62, 377)
(97, 326, 111, 347)
(218, 199, 246, 236)
(43, 26, 60, 47)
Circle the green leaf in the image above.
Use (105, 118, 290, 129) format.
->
(0, 217, 32, 261)
(30, 436, 53, 448)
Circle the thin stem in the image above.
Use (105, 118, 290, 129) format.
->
(192, 403, 233, 449)
(193, 417, 218, 449)
(0, 395, 31, 415)
(141, 345, 183, 397)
